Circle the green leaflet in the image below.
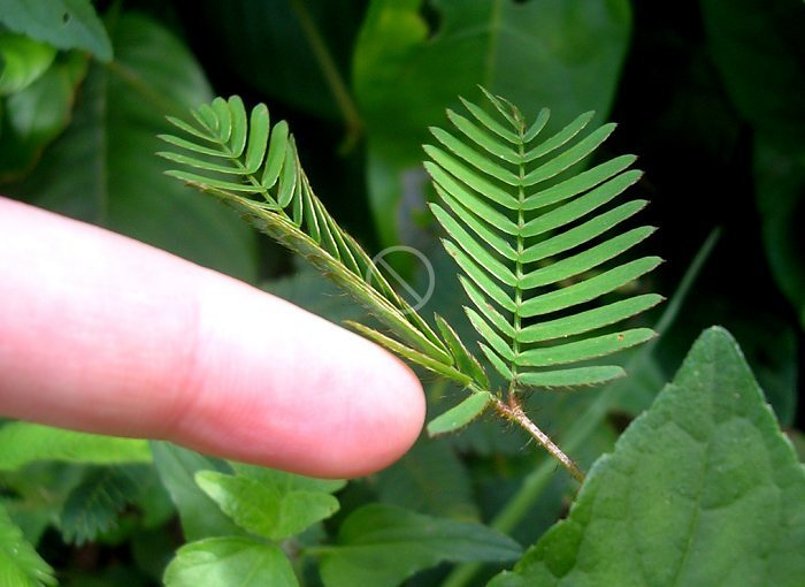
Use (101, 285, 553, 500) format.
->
(427, 392, 493, 437)
(426, 89, 661, 392)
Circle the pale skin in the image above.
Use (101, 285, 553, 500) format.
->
(0, 197, 425, 478)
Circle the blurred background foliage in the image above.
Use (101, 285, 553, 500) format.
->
(1, 0, 802, 584)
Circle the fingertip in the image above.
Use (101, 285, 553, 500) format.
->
(166, 284, 427, 479)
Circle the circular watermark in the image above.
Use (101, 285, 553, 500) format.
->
(367, 245, 435, 314)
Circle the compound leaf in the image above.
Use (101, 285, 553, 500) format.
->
(58, 465, 142, 545)
(427, 90, 660, 392)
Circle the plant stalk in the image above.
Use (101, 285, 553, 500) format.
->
(492, 396, 585, 484)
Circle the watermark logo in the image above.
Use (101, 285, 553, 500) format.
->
(367, 246, 435, 314)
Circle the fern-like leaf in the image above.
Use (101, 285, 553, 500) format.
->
(159, 96, 460, 377)
(59, 466, 142, 545)
(426, 89, 662, 393)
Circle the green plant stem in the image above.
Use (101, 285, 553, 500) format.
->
(289, 0, 363, 152)
(440, 228, 721, 587)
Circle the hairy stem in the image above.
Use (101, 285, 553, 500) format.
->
(492, 396, 585, 484)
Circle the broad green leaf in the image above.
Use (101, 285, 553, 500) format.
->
(196, 469, 340, 541)
(4, 13, 257, 281)
(0, 51, 88, 182)
(319, 504, 521, 587)
(58, 465, 142, 545)
(490, 327, 805, 587)
(150, 442, 242, 541)
(0, 422, 150, 471)
(354, 0, 631, 244)
(164, 536, 297, 587)
(375, 439, 479, 520)
(0, 0, 112, 61)
(427, 391, 493, 437)
(0, 33, 56, 95)
(0, 502, 56, 586)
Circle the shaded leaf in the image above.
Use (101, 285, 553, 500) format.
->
(702, 0, 805, 144)
(702, 0, 805, 328)
(0, 422, 150, 471)
(319, 504, 521, 587)
(376, 439, 479, 520)
(164, 536, 297, 587)
(0, 0, 112, 61)
(753, 138, 805, 328)
(490, 327, 805, 587)
(59, 465, 142, 545)
(263, 262, 370, 324)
